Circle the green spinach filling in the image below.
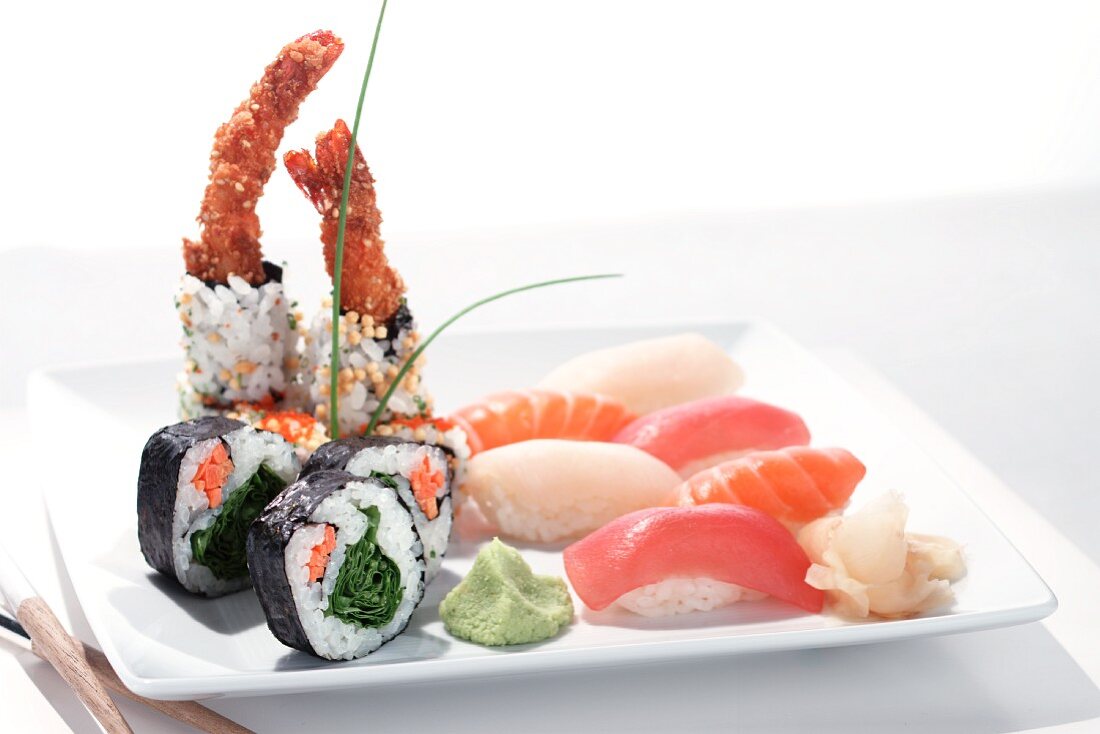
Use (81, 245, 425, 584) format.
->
(369, 471, 399, 489)
(326, 506, 404, 628)
(190, 464, 286, 580)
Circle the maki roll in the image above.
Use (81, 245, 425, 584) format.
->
(247, 470, 426, 660)
(303, 436, 453, 580)
(137, 417, 300, 597)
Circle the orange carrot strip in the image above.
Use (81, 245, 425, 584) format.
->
(307, 525, 338, 583)
(192, 443, 233, 509)
(409, 455, 443, 520)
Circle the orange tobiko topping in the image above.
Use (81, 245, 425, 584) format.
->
(389, 415, 456, 433)
(257, 411, 318, 445)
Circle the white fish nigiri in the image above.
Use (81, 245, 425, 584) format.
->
(538, 333, 744, 415)
(463, 440, 682, 543)
(797, 492, 966, 618)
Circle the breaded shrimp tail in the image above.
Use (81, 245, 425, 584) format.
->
(283, 119, 406, 321)
(184, 30, 345, 285)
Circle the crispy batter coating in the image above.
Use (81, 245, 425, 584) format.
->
(183, 30, 344, 284)
(284, 119, 406, 321)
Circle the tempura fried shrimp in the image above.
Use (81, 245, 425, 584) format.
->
(183, 30, 345, 285)
(284, 119, 406, 321)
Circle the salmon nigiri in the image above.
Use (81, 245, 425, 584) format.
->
(613, 395, 810, 478)
(670, 447, 866, 527)
(564, 504, 824, 615)
(463, 440, 681, 542)
(538, 333, 744, 415)
(452, 389, 636, 455)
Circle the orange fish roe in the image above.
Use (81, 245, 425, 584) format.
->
(192, 443, 233, 509)
(238, 394, 279, 412)
(409, 455, 444, 520)
(257, 411, 318, 445)
(307, 525, 337, 583)
(388, 416, 456, 433)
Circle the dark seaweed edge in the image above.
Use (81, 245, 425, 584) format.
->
(137, 417, 246, 590)
(334, 299, 413, 359)
(301, 436, 423, 477)
(198, 260, 283, 290)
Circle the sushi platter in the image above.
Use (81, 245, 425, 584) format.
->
(31, 322, 1055, 700)
(24, 24, 1053, 703)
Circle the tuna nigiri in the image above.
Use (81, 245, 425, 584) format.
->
(614, 395, 811, 477)
(452, 389, 636, 455)
(538, 333, 744, 415)
(670, 447, 866, 527)
(463, 440, 681, 543)
(564, 504, 824, 615)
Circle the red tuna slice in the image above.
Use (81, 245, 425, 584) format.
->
(563, 504, 824, 613)
(613, 395, 811, 478)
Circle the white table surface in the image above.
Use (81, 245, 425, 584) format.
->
(2, 187, 1098, 731)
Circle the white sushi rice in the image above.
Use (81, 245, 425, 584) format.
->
(176, 272, 295, 419)
(284, 480, 425, 660)
(303, 307, 430, 437)
(345, 443, 453, 580)
(615, 578, 767, 617)
(172, 426, 300, 596)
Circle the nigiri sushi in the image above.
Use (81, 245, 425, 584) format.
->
(613, 395, 810, 477)
(452, 389, 636, 455)
(538, 333, 744, 415)
(564, 504, 824, 615)
(798, 492, 966, 618)
(463, 440, 681, 543)
(669, 447, 865, 527)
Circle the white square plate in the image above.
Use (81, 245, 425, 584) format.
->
(29, 322, 1055, 700)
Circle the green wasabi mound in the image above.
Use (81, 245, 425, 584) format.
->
(440, 538, 573, 646)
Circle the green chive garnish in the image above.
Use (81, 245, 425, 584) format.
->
(331, 0, 390, 438)
(365, 273, 623, 434)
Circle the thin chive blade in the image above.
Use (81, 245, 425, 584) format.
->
(366, 273, 623, 433)
(331, 0, 390, 438)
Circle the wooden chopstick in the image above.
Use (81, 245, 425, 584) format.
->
(3, 604, 253, 733)
(16, 596, 134, 733)
(76, 644, 254, 734)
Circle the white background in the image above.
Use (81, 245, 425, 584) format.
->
(4, 0, 1100, 250)
(2, 1, 1100, 731)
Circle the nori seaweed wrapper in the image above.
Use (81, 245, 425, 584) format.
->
(301, 436, 424, 477)
(247, 470, 426, 657)
(381, 301, 414, 358)
(303, 436, 456, 482)
(137, 416, 245, 579)
(200, 260, 283, 290)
